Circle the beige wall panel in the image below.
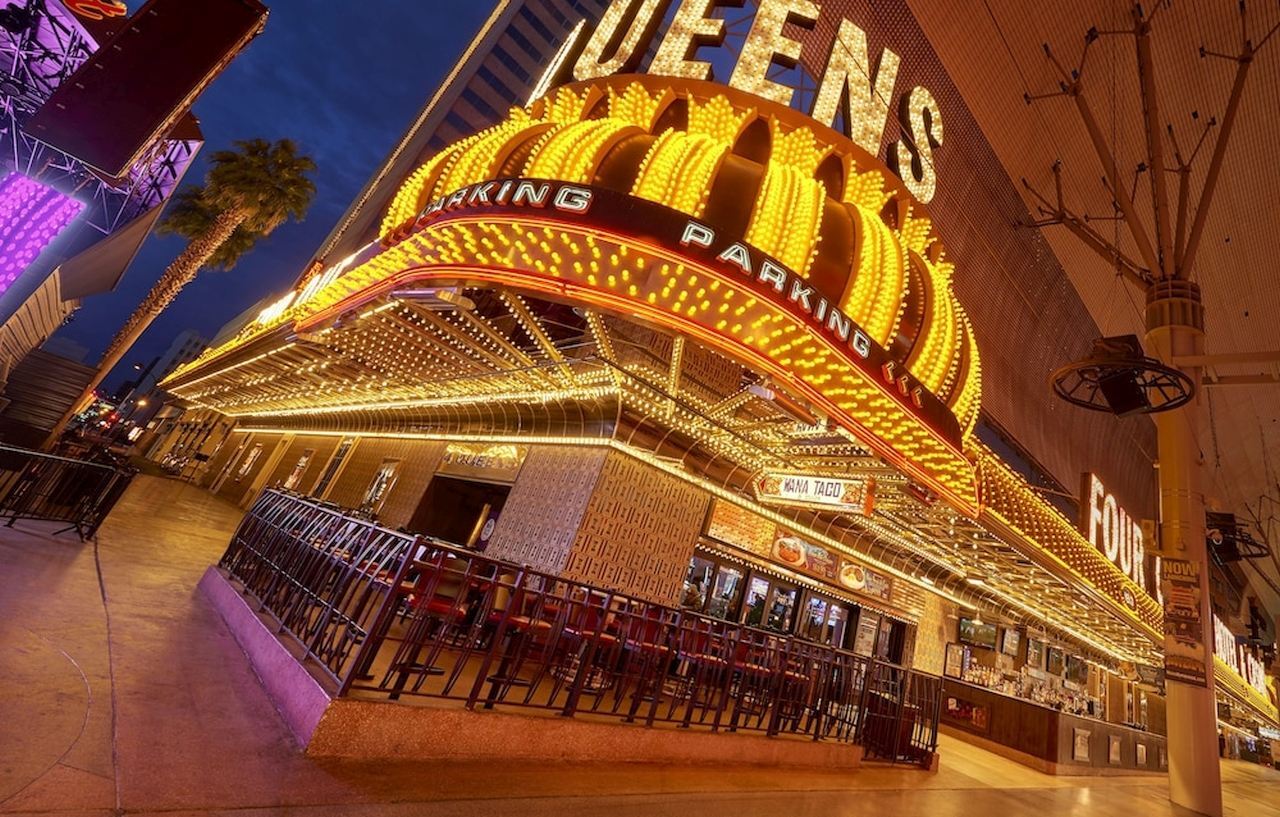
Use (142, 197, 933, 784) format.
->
(321, 438, 446, 527)
(562, 452, 709, 605)
(260, 435, 342, 494)
(202, 429, 243, 489)
(323, 438, 400, 511)
(376, 439, 448, 530)
(296, 436, 341, 495)
(485, 445, 609, 575)
(264, 437, 312, 487)
(216, 435, 280, 505)
(913, 592, 953, 676)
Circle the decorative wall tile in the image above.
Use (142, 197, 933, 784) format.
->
(563, 452, 709, 605)
(913, 591, 953, 676)
(485, 445, 608, 574)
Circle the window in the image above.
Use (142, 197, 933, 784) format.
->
(476, 64, 517, 105)
(516, 5, 555, 43)
(504, 27, 541, 62)
(682, 556, 716, 610)
(461, 87, 501, 123)
(235, 444, 263, 482)
(799, 595, 852, 647)
(494, 47, 531, 83)
(742, 575, 797, 633)
(313, 439, 353, 497)
(361, 459, 401, 514)
(282, 449, 314, 491)
(682, 553, 745, 621)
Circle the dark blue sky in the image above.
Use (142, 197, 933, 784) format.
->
(57, 1, 493, 390)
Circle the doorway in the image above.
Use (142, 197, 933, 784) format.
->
(407, 475, 511, 548)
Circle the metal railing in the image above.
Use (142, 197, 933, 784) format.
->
(0, 444, 136, 539)
(219, 489, 941, 766)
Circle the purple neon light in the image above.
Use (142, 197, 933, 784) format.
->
(0, 172, 85, 298)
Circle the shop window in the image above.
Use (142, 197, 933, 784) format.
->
(875, 618, 906, 664)
(799, 595, 854, 648)
(743, 576, 797, 633)
(313, 438, 353, 497)
(706, 563, 745, 620)
(361, 459, 401, 515)
(235, 444, 263, 482)
(282, 449, 314, 491)
(799, 596, 829, 642)
(682, 556, 716, 610)
(683, 554, 745, 621)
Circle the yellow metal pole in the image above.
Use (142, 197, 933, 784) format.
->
(1146, 279, 1221, 817)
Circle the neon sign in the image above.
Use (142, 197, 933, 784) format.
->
(1214, 613, 1267, 698)
(545, 0, 944, 201)
(64, 0, 127, 21)
(1082, 473, 1147, 592)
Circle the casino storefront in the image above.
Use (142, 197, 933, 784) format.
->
(154, 73, 1276, 768)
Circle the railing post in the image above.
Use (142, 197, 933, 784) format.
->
(338, 536, 417, 696)
(465, 568, 526, 710)
(856, 658, 874, 747)
(890, 670, 908, 763)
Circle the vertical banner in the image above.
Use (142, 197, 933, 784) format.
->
(1161, 558, 1208, 687)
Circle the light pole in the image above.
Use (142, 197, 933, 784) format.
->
(1032, 6, 1280, 815)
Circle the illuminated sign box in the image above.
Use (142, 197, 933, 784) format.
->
(754, 472, 871, 514)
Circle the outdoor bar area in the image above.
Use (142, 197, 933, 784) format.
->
(148, 19, 1278, 769)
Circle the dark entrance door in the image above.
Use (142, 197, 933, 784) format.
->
(407, 475, 511, 547)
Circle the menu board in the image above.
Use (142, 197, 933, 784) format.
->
(1001, 627, 1021, 657)
(771, 532, 837, 581)
(704, 501, 894, 605)
(853, 614, 879, 655)
(836, 556, 893, 602)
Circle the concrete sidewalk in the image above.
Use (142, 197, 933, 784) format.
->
(0, 475, 1277, 817)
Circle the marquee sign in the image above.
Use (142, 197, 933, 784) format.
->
(549, 0, 945, 201)
(390, 176, 964, 450)
(64, 0, 128, 20)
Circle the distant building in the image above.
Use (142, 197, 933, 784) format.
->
(130, 329, 208, 398)
(316, 0, 615, 267)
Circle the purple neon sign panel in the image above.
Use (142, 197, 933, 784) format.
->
(0, 172, 84, 296)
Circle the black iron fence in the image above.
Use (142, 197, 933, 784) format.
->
(0, 444, 136, 539)
(219, 489, 942, 767)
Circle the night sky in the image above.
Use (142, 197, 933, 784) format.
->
(56, 1, 493, 391)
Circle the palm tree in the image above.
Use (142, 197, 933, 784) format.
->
(48, 138, 316, 445)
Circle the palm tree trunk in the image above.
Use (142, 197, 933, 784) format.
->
(43, 208, 248, 449)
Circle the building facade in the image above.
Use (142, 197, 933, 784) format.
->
(152, 0, 1277, 768)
